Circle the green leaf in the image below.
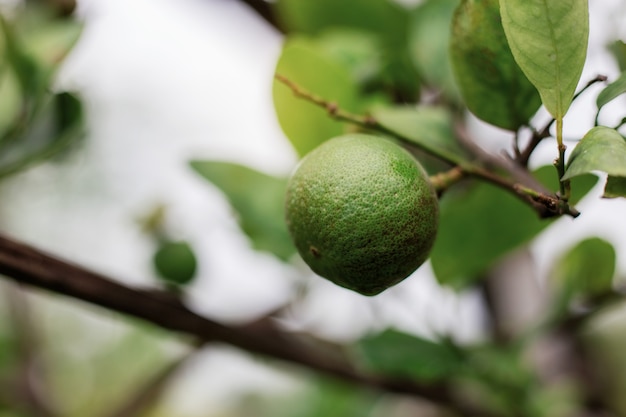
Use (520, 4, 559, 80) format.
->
(449, 0, 541, 130)
(551, 238, 615, 303)
(500, 0, 589, 119)
(190, 161, 295, 261)
(608, 40, 626, 73)
(431, 166, 597, 288)
(0, 91, 84, 180)
(372, 106, 466, 164)
(603, 175, 626, 198)
(273, 0, 420, 102)
(20, 18, 82, 73)
(357, 330, 463, 381)
(273, 0, 408, 45)
(0, 67, 22, 138)
(596, 71, 626, 110)
(563, 126, 626, 180)
(409, 0, 460, 100)
(0, 15, 43, 97)
(315, 29, 382, 85)
(153, 241, 198, 286)
(273, 37, 360, 157)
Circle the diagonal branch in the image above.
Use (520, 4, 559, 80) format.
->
(275, 74, 580, 218)
(0, 232, 496, 417)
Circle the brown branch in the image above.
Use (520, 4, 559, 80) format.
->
(518, 75, 608, 166)
(275, 74, 579, 218)
(0, 232, 495, 417)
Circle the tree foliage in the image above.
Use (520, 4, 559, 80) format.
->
(1, 1, 626, 416)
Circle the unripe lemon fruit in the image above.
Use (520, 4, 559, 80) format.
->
(285, 134, 439, 296)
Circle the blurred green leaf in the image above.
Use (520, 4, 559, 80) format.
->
(20, 17, 82, 73)
(409, 0, 460, 100)
(608, 40, 626, 73)
(596, 71, 626, 110)
(0, 91, 84, 180)
(246, 378, 379, 417)
(372, 105, 466, 163)
(431, 166, 597, 288)
(460, 344, 536, 415)
(0, 15, 43, 98)
(357, 329, 463, 381)
(288, 380, 378, 417)
(273, 0, 420, 102)
(604, 175, 626, 198)
(551, 237, 616, 304)
(153, 241, 198, 286)
(316, 29, 381, 86)
(500, 0, 589, 119)
(449, 0, 541, 130)
(273, 0, 408, 45)
(563, 126, 626, 181)
(190, 161, 295, 261)
(273, 37, 359, 157)
(0, 68, 22, 139)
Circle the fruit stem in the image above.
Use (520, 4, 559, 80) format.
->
(554, 117, 571, 201)
(429, 166, 466, 194)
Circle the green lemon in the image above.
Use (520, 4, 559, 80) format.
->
(285, 134, 439, 296)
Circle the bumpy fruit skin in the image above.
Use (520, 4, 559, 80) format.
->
(285, 134, 439, 296)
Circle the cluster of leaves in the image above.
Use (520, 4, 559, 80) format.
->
(189, 1, 626, 416)
(0, 1, 84, 181)
(192, 0, 626, 290)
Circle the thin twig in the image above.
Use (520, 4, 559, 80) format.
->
(518, 75, 608, 166)
(0, 233, 497, 417)
(276, 74, 580, 218)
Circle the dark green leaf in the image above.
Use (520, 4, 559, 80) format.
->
(500, 0, 589, 119)
(0, 91, 84, 180)
(273, 0, 419, 101)
(372, 106, 466, 164)
(596, 71, 626, 110)
(273, 37, 360, 157)
(551, 238, 615, 302)
(563, 126, 626, 180)
(273, 0, 408, 45)
(604, 175, 626, 198)
(190, 161, 295, 261)
(449, 0, 541, 130)
(409, 0, 460, 100)
(431, 166, 597, 288)
(357, 330, 463, 381)
(153, 241, 198, 286)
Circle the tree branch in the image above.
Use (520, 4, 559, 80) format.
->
(0, 232, 496, 417)
(517, 74, 608, 166)
(275, 74, 579, 218)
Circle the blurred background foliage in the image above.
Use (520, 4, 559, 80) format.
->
(0, 0, 626, 416)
